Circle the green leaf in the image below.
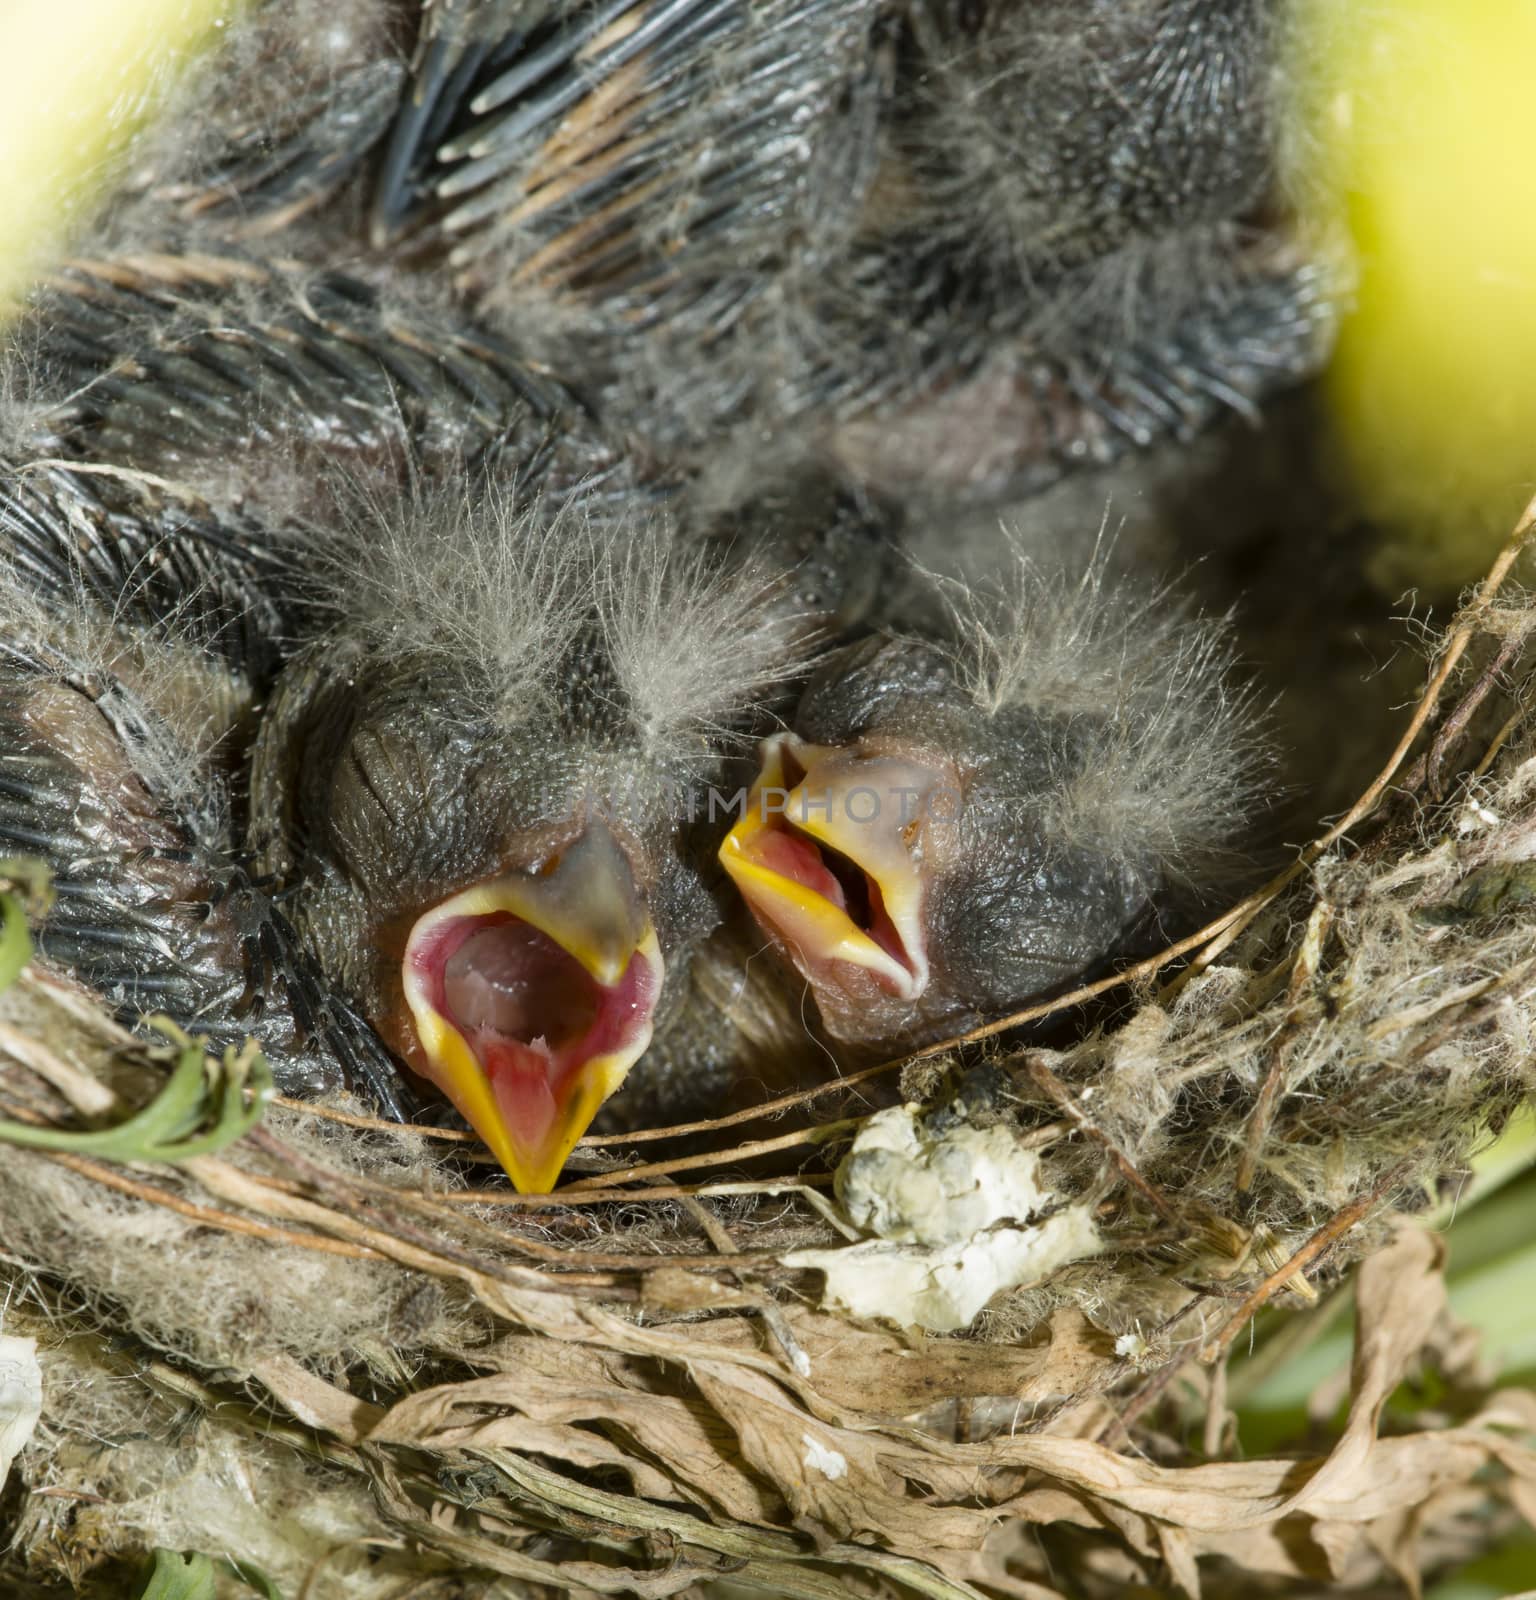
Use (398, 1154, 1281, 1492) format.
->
(0, 1018, 274, 1162)
(138, 1550, 218, 1600)
(0, 857, 52, 993)
(136, 1550, 287, 1599)
(0, 889, 29, 995)
(219, 1557, 287, 1599)
(1426, 1528, 1536, 1599)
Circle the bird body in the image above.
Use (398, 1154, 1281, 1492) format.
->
(113, 0, 1336, 498)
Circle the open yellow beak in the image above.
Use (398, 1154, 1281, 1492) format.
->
(401, 821, 662, 1193)
(719, 734, 936, 1001)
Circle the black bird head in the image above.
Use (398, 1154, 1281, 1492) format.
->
(1, 243, 685, 1140)
(250, 492, 806, 1189)
(720, 548, 1267, 1052)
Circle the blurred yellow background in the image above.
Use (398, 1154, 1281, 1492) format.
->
(0, 0, 231, 308)
(1294, 1, 1536, 589)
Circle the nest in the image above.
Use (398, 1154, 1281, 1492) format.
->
(4, 515, 1536, 1598)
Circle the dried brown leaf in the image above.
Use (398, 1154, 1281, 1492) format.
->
(683, 1304, 1115, 1421)
(1157, 1523, 1201, 1598)
(368, 1341, 777, 1526)
(248, 1353, 383, 1445)
(690, 1359, 995, 1550)
(1288, 1224, 1448, 1517)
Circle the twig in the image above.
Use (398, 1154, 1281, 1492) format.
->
(1101, 1172, 1401, 1443)
(271, 1099, 482, 1142)
(560, 1122, 860, 1193)
(416, 1175, 837, 1208)
(34, 1148, 383, 1260)
(1021, 1054, 1177, 1223)
(248, 1127, 821, 1271)
(576, 1061, 898, 1142)
(1404, 963, 1536, 1063)
(1400, 620, 1535, 798)
(1199, 1166, 1406, 1363)
(1099, 1355, 1189, 1447)
(886, 908, 1249, 1060)
(1235, 901, 1334, 1193)
(272, 1055, 902, 1148)
(677, 1193, 740, 1255)
(1315, 958, 1536, 1127)
(1471, 696, 1530, 780)
(1202, 1356, 1230, 1459)
(1166, 493, 1536, 994)
(244, 1128, 640, 1279)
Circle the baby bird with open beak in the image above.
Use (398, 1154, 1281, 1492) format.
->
(720, 546, 1268, 1054)
(247, 492, 808, 1191)
(1, 444, 811, 1187)
(0, 243, 734, 1171)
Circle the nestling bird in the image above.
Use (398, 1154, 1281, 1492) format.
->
(3, 243, 803, 1184)
(243, 488, 810, 1190)
(1, 436, 820, 1187)
(719, 548, 1266, 1054)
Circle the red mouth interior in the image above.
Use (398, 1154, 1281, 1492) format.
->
(410, 912, 656, 1153)
(749, 810, 910, 974)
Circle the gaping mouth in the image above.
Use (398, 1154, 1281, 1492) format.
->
(402, 823, 662, 1193)
(719, 734, 937, 1003)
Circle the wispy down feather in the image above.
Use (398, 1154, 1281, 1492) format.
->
(595, 515, 812, 766)
(319, 474, 594, 727)
(304, 464, 812, 760)
(938, 529, 1271, 882)
(1041, 611, 1270, 886)
(936, 526, 1195, 718)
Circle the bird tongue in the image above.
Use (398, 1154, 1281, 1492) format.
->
(748, 826, 909, 966)
(480, 1036, 562, 1162)
(443, 921, 604, 1154)
(401, 821, 664, 1194)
